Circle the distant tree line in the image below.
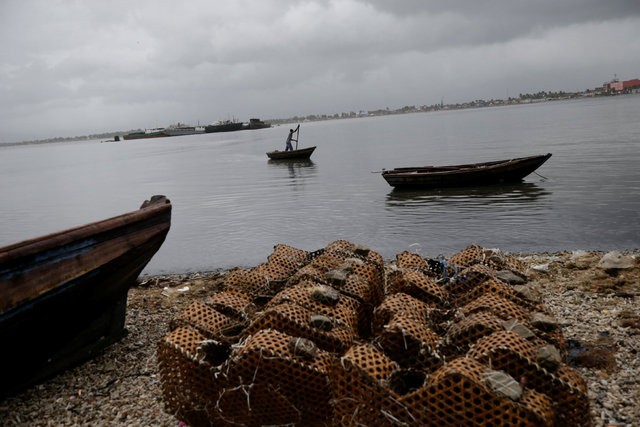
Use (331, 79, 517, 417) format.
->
(517, 90, 577, 100)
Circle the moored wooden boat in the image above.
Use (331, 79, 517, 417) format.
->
(382, 153, 552, 189)
(0, 195, 172, 397)
(266, 146, 316, 160)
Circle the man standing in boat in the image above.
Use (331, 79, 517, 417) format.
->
(285, 125, 299, 151)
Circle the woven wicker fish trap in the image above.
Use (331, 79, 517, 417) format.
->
(444, 310, 508, 355)
(394, 250, 431, 273)
(157, 242, 591, 426)
(375, 311, 442, 370)
(448, 244, 528, 276)
(452, 276, 543, 312)
(372, 292, 435, 332)
(468, 331, 589, 426)
(386, 267, 449, 307)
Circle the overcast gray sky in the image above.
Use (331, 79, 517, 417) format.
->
(1, 0, 639, 143)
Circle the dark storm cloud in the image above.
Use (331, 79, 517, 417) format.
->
(363, 0, 640, 52)
(1, 0, 639, 142)
(368, 0, 640, 27)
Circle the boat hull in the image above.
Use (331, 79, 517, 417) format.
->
(247, 118, 271, 129)
(382, 153, 552, 189)
(0, 196, 171, 397)
(205, 122, 244, 133)
(266, 146, 316, 160)
(122, 131, 168, 140)
(164, 128, 205, 136)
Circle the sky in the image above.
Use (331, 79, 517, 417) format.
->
(1, 0, 639, 143)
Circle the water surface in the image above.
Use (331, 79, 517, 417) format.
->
(1, 95, 639, 273)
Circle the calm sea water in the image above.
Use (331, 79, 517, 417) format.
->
(1, 96, 639, 274)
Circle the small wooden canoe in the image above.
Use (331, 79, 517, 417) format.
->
(381, 153, 552, 189)
(266, 146, 316, 160)
(0, 195, 171, 397)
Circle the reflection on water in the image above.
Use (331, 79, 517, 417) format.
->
(386, 182, 551, 208)
(268, 159, 317, 181)
(380, 182, 555, 259)
(268, 158, 315, 170)
(267, 158, 315, 166)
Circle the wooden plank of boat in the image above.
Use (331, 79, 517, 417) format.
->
(0, 195, 172, 397)
(381, 153, 552, 189)
(266, 146, 316, 160)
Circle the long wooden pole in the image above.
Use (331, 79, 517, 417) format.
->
(295, 124, 300, 150)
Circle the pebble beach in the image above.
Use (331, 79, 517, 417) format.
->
(1, 249, 638, 427)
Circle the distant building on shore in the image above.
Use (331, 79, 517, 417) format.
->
(602, 76, 640, 94)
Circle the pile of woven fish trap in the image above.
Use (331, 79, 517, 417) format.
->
(157, 241, 590, 427)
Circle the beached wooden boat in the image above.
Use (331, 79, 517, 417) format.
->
(266, 146, 316, 160)
(381, 153, 552, 189)
(0, 195, 172, 397)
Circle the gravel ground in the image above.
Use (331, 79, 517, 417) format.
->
(1, 250, 638, 427)
(522, 250, 640, 427)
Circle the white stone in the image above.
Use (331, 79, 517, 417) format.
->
(597, 251, 634, 271)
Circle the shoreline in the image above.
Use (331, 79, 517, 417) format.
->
(1, 249, 638, 426)
(4, 92, 639, 147)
